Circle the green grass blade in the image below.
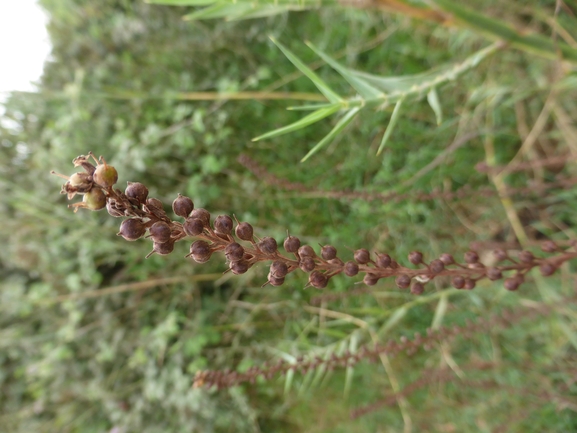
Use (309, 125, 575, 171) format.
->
(184, 3, 253, 20)
(376, 97, 404, 156)
(427, 87, 442, 125)
(270, 37, 343, 103)
(306, 42, 384, 100)
(146, 0, 215, 4)
(252, 104, 341, 142)
(287, 102, 340, 111)
(300, 107, 361, 162)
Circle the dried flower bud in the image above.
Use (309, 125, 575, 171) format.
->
(541, 240, 557, 253)
(464, 279, 476, 290)
(148, 221, 172, 244)
(93, 157, 118, 188)
(106, 201, 125, 217)
(464, 251, 479, 264)
(395, 275, 411, 289)
(539, 263, 556, 276)
(117, 218, 146, 241)
(354, 249, 371, 265)
(183, 217, 205, 237)
(309, 271, 328, 289)
(429, 259, 445, 274)
(172, 194, 194, 218)
(230, 260, 250, 275)
(344, 261, 359, 277)
(439, 253, 454, 265)
(321, 245, 337, 261)
(493, 249, 508, 262)
(298, 245, 316, 258)
(190, 208, 211, 227)
(235, 222, 254, 241)
(270, 261, 288, 278)
(518, 250, 534, 264)
(363, 273, 379, 286)
(299, 257, 316, 273)
(504, 275, 524, 291)
(375, 253, 391, 268)
(225, 242, 245, 262)
(146, 240, 175, 257)
(258, 237, 277, 254)
(411, 282, 425, 295)
(452, 276, 465, 289)
(214, 215, 233, 236)
(125, 182, 149, 204)
(487, 267, 502, 281)
(267, 272, 285, 287)
(408, 251, 423, 265)
(284, 236, 301, 253)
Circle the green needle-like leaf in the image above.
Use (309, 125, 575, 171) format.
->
(252, 104, 341, 142)
(270, 37, 343, 103)
(376, 97, 404, 155)
(146, 0, 215, 4)
(427, 87, 443, 125)
(301, 107, 360, 162)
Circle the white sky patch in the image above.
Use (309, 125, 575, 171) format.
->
(0, 0, 51, 103)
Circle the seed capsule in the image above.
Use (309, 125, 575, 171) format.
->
(148, 221, 172, 244)
(125, 182, 149, 204)
(214, 215, 233, 236)
(299, 257, 316, 273)
(93, 157, 118, 188)
(504, 275, 523, 291)
(410, 282, 425, 295)
(82, 188, 107, 211)
(298, 245, 315, 258)
(375, 253, 391, 268)
(267, 272, 285, 287)
(117, 218, 146, 241)
(258, 237, 278, 254)
(354, 249, 371, 265)
(190, 208, 211, 227)
(235, 222, 254, 241)
(408, 251, 423, 265)
(539, 263, 556, 276)
(395, 275, 411, 289)
(230, 260, 250, 275)
(344, 261, 359, 277)
(439, 253, 455, 265)
(429, 259, 445, 274)
(363, 273, 379, 286)
(172, 194, 194, 218)
(270, 261, 288, 278)
(225, 242, 245, 262)
(321, 245, 337, 261)
(486, 267, 502, 280)
(464, 251, 479, 264)
(284, 236, 301, 253)
(309, 271, 328, 289)
(464, 279, 476, 290)
(518, 250, 534, 264)
(183, 217, 205, 237)
(146, 240, 175, 258)
(106, 201, 125, 217)
(493, 249, 508, 262)
(541, 241, 557, 253)
(451, 276, 465, 289)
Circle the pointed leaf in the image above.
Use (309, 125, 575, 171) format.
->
(252, 104, 341, 142)
(377, 306, 407, 337)
(301, 107, 360, 162)
(306, 42, 384, 100)
(184, 3, 253, 20)
(377, 97, 404, 155)
(270, 38, 343, 103)
(284, 368, 295, 395)
(427, 87, 442, 125)
(287, 102, 340, 111)
(431, 293, 449, 329)
(146, 0, 215, 4)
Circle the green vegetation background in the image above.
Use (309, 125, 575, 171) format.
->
(1, 0, 576, 431)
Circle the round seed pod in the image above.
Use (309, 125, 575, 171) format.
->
(298, 245, 316, 258)
(539, 262, 556, 276)
(411, 282, 425, 295)
(464, 251, 479, 264)
(192, 254, 211, 264)
(225, 242, 245, 262)
(117, 218, 146, 241)
(270, 261, 288, 278)
(190, 208, 211, 227)
(309, 271, 328, 289)
(493, 249, 508, 262)
(148, 221, 172, 244)
(321, 245, 337, 261)
(464, 279, 476, 290)
(451, 276, 465, 289)
(395, 275, 411, 289)
(299, 257, 316, 273)
(230, 260, 250, 275)
(172, 194, 194, 218)
(504, 275, 524, 291)
(408, 251, 423, 265)
(518, 250, 534, 264)
(429, 259, 445, 274)
(68, 172, 92, 188)
(235, 222, 254, 241)
(439, 253, 455, 265)
(354, 249, 371, 265)
(214, 215, 233, 236)
(283, 236, 301, 253)
(106, 201, 124, 218)
(146, 198, 164, 211)
(375, 253, 391, 268)
(486, 267, 503, 281)
(258, 237, 277, 254)
(150, 240, 175, 256)
(363, 273, 380, 286)
(267, 272, 285, 287)
(125, 182, 148, 204)
(344, 261, 359, 277)
(82, 188, 106, 210)
(93, 160, 118, 188)
(541, 240, 557, 253)
(183, 217, 205, 237)
(190, 240, 211, 257)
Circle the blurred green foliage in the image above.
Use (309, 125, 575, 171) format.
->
(1, 0, 577, 432)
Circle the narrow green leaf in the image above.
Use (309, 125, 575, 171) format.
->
(377, 306, 407, 337)
(427, 87, 442, 125)
(270, 37, 343, 103)
(227, 5, 303, 20)
(300, 107, 360, 162)
(287, 102, 340, 111)
(431, 292, 449, 329)
(184, 3, 253, 20)
(146, 0, 215, 4)
(306, 42, 384, 100)
(252, 104, 340, 142)
(377, 97, 404, 156)
(284, 368, 294, 395)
